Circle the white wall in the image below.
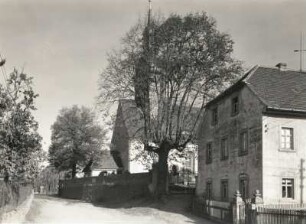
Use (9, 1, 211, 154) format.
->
(262, 115, 306, 204)
(129, 140, 152, 173)
(128, 140, 198, 174)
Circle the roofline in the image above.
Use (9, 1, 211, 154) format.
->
(264, 107, 306, 118)
(205, 65, 259, 108)
(244, 83, 268, 106)
(256, 65, 306, 74)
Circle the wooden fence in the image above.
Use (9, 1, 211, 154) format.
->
(193, 197, 232, 223)
(193, 190, 306, 224)
(246, 204, 306, 224)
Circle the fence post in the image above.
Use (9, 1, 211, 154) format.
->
(232, 190, 245, 224)
(252, 190, 263, 205)
(249, 190, 263, 224)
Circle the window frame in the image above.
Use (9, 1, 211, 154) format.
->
(281, 178, 294, 199)
(220, 137, 229, 160)
(239, 130, 248, 156)
(206, 180, 213, 199)
(206, 142, 213, 164)
(220, 179, 229, 201)
(231, 96, 239, 116)
(211, 107, 218, 126)
(239, 173, 249, 200)
(280, 127, 294, 151)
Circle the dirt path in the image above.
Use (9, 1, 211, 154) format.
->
(23, 195, 214, 224)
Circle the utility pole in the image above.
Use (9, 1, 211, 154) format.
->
(294, 32, 306, 72)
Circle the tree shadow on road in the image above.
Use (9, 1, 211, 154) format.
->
(92, 194, 216, 224)
(35, 194, 216, 223)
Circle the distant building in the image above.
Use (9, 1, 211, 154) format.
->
(111, 99, 148, 173)
(196, 64, 306, 204)
(82, 150, 118, 177)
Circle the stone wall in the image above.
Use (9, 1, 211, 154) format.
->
(59, 173, 151, 202)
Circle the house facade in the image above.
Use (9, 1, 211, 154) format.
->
(196, 64, 306, 204)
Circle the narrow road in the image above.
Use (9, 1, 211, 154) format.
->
(24, 195, 214, 224)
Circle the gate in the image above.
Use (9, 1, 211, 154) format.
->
(244, 202, 256, 224)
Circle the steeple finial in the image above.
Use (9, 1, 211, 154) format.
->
(148, 0, 152, 26)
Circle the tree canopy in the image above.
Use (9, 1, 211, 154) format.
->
(0, 69, 43, 182)
(99, 12, 241, 146)
(98, 12, 242, 194)
(48, 105, 106, 178)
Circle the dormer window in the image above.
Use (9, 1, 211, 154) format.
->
(211, 107, 218, 126)
(231, 96, 239, 116)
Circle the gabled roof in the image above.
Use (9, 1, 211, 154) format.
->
(118, 99, 144, 138)
(83, 151, 118, 172)
(92, 150, 118, 170)
(207, 65, 306, 113)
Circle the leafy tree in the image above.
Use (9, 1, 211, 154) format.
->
(99, 12, 242, 195)
(49, 105, 106, 178)
(0, 69, 43, 182)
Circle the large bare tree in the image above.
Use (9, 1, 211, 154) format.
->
(98, 12, 242, 196)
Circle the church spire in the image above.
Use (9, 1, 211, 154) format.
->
(148, 0, 152, 27)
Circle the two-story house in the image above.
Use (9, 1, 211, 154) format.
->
(196, 64, 306, 204)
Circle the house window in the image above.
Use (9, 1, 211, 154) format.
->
(231, 96, 239, 116)
(239, 174, 249, 200)
(221, 137, 229, 160)
(281, 128, 294, 150)
(221, 179, 229, 201)
(206, 181, 212, 199)
(282, 178, 294, 199)
(206, 142, 212, 164)
(239, 130, 248, 156)
(211, 107, 218, 126)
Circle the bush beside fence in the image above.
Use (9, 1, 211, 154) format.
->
(0, 181, 33, 221)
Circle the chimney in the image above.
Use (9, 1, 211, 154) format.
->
(275, 62, 287, 71)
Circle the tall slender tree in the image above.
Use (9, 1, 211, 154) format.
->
(0, 69, 43, 182)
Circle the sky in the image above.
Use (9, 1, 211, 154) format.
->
(0, 0, 305, 150)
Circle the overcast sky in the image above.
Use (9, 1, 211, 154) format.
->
(0, 0, 305, 150)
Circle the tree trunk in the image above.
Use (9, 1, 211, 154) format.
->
(156, 143, 171, 197)
(4, 171, 9, 182)
(71, 162, 77, 179)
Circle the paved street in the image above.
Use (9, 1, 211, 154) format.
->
(23, 195, 214, 224)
